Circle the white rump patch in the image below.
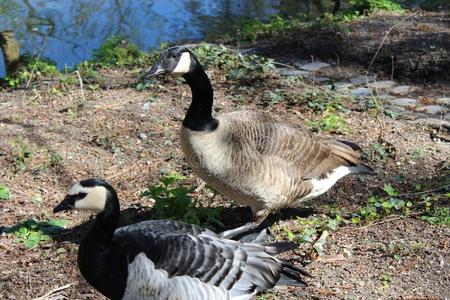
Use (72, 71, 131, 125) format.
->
(70, 183, 107, 212)
(172, 52, 191, 74)
(304, 166, 352, 200)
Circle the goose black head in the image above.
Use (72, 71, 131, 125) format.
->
(54, 178, 114, 213)
(146, 46, 195, 78)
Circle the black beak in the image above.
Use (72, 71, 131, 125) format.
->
(53, 195, 75, 213)
(145, 62, 165, 78)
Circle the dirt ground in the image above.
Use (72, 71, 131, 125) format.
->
(1, 11, 450, 300)
(249, 11, 450, 82)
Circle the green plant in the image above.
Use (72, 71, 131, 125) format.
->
(4, 55, 60, 88)
(141, 172, 223, 229)
(92, 36, 145, 67)
(380, 273, 392, 288)
(235, 15, 303, 42)
(307, 111, 348, 133)
(349, 0, 403, 13)
(10, 136, 32, 172)
(362, 139, 396, 162)
(0, 184, 11, 200)
(192, 44, 275, 83)
(4, 219, 69, 249)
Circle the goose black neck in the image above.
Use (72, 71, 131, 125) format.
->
(83, 190, 120, 247)
(182, 63, 218, 131)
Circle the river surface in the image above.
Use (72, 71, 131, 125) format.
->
(0, 0, 345, 76)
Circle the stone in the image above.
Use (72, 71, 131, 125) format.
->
(350, 75, 375, 85)
(142, 102, 150, 111)
(376, 94, 396, 101)
(444, 113, 450, 121)
(276, 68, 309, 77)
(138, 133, 147, 140)
(351, 87, 371, 98)
(298, 62, 331, 71)
(334, 82, 353, 93)
(368, 80, 397, 90)
(391, 85, 417, 96)
(416, 105, 444, 115)
(389, 98, 416, 106)
(436, 97, 450, 106)
(306, 76, 330, 83)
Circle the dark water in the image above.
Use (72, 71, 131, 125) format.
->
(0, 0, 340, 77)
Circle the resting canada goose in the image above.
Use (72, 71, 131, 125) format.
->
(53, 178, 308, 300)
(146, 47, 374, 224)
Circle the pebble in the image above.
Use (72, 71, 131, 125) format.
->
(389, 98, 417, 106)
(350, 75, 375, 85)
(368, 80, 397, 90)
(142, 102, 150, 111)
(298, 61, 331, 71)
(351, 87, 371, 98)
(391, 85, 417, 96)
(415, 105, 444, 115)
(138, 133, 147, 140)
(276, 68, 309, 77)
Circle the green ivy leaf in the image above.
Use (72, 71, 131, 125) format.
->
(383, 183, 397, 196)
(0, 185, 11, 200)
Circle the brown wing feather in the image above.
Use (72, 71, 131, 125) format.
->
(222, 111, 362, 180)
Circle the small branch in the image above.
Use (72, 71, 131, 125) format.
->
(368, 11, 419, 72)
(24, 25, 53, 90)
(273, 61, 296, 69)
(395, 184, 450, 198)
(33, 282, 75, 300)
(74, 70, 86, 103)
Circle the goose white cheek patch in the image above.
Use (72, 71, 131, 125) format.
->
(73, 186, 107, 212)
(172, 52, 191, 74)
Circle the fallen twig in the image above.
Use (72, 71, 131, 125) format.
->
(33, 282, 75, 300)
(394, 184, 450, 197)
(23, 25, 52, 92)
(74, 70, 86, 103)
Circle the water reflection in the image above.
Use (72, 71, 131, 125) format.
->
(0, 0, 336, 76)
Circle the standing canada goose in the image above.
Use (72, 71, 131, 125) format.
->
(146, 47, 375, 224)
(53, 178, 308, 300)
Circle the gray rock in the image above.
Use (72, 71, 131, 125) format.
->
(368, 80, 397, 90)
(444, 113, 450, 121)
(351, 87, 371, 98)
(389, 98, 417, 106)
(376, 94, 396, 101)
(333, 82, 353, 93)
(276, 68, 309, 77)
(298, 62, 331, 71)
(415, 105, 444, 115)
(350, 75, 375, 85)
(142, 102, 150, 111)
(436, 97, 450, 106)
(138, 133, 148, 140)
(391, 85, 417, 96)
(306, 76, 330, 83)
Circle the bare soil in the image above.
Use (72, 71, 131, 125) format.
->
(1, 12, 449, 300)
(249, 11, 450, 82)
